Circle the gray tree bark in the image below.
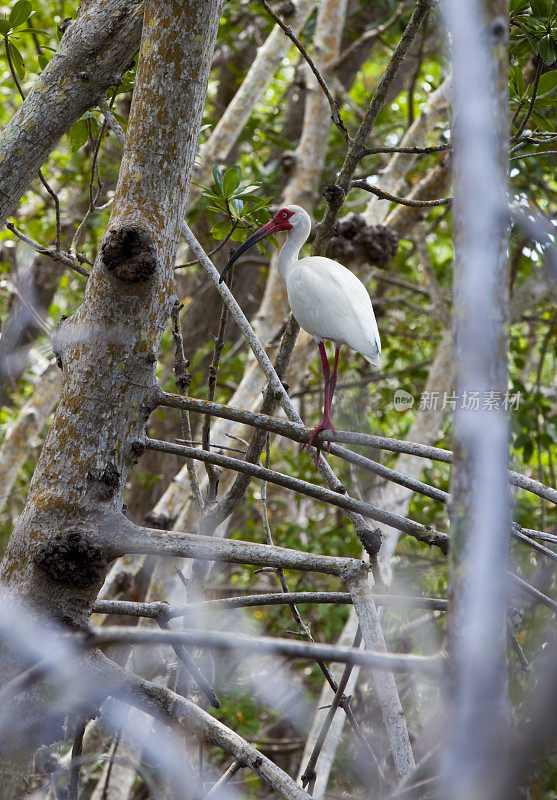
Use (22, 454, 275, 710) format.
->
(0, 1, 223, 795)
(441, 2, 511, 799)
(0, 0, 143, 226)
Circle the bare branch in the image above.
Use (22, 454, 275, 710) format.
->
(363, 142, 452, 156)
(158, 391, 557, 505)
(332, 1, 413, 71)
(313, 0, 434, 254)
(345, 565, 415, 777)
(90, 628, 444, 677)
(144, 437, 450, 552)
(92, 592, 448, 619)
(91, 653, 314, 800)
(115, 522, 363, 576)
(257, 0, 350, 142)
(6, 222, 90, 278)
(351, 179, 452, 207)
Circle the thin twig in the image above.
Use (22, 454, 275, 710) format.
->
(301, 627, 382, 790)
(175, 221, 239, 269)
(4, 35, 62, 249)
(258, 0, 350, 142)
(157, 618, 221, 708)
(171, 303, 204, 511)
(201, 290, 231, 500)
(145, 437, 450, 552)
(6, 222, 90, 277)
(92, 592, 448, 619)
(507, 622, 529, 672)
(351, 179, 452, 207)
(512, 57, 543, 142)
(90, 627, 445, 676)
(67, 714, 86, 800)
(259, 435, 310, 636)
(332, 0, 413, 71)
(510, 573, 557, 614)
(70, 108, 110, 258)
(509, 149, 557, 161)
(203, 760, 244, 798)
(363, 142, 452, 156)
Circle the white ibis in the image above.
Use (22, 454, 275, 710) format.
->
(220, 205, 381, 465)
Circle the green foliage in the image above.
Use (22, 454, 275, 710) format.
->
(197, 163, 273, 246)
(68, 111, 101, 152)
(0, 2, 555, 792)
(511, 0, 557, 64)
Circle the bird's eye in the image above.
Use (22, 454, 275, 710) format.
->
(281, 211, 287, 218)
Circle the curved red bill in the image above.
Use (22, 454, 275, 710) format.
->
(219, 215, 290, 283)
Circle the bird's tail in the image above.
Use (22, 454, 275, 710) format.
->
(364, 352, 381, 369)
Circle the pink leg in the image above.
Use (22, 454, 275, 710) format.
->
(327, 346, 341, 416)
(305, 342, 336, 467)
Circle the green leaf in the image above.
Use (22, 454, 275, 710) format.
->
(253, 207, 272, 225)
(510, 66, 525, 96)
(232, 184, 260, 197)
(245, 197, 273, 214)
(206, 203, 228, 215)
(530, 107, 555, 128)
(525, 30, 540, 50)
(8, 0, 32, 29)
(0, 19, 12, 34)
(212, 165, 223, 192)
(37, 53, 48, 69)
(534, 95, 557, 105)
(230, 227, 247, 242)
(222, 165, 241, 197)
(68, 118, 88, 152)
(210, 220, 231, 240)
(511, 38, 533, 58)
(529, 0, 549, 18)
(538, 34, 557, 64)
(231, 197, 243, 213)
(8, 41, 25, 80)
(19, 27, 50, 35)
(538, 70, 557, 94)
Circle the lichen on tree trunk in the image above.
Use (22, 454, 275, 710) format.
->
(0, 0, 224, 793)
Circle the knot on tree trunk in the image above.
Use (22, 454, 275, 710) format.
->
(101, 225, 157, 282)
(356, 525, 382, 559)
(322, 184, 346, 206)
(32, 529, 106, 588)
(327, 215, 399, 268)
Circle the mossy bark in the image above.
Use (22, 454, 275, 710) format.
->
(0, 0, 223, 795)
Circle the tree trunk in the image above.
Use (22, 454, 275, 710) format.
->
(442, 1, 511, 799)
(0, 0, 143, 225)
(0, 1, 223, 794)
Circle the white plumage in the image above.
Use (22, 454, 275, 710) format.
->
(221, 204, 381, 465)
(286, 256, 381, 366)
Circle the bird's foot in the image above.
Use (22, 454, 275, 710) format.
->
(305, 419, 335, 468)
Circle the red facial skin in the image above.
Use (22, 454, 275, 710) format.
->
(269, 207, 295, 232)
(219, 208, 295, 282)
